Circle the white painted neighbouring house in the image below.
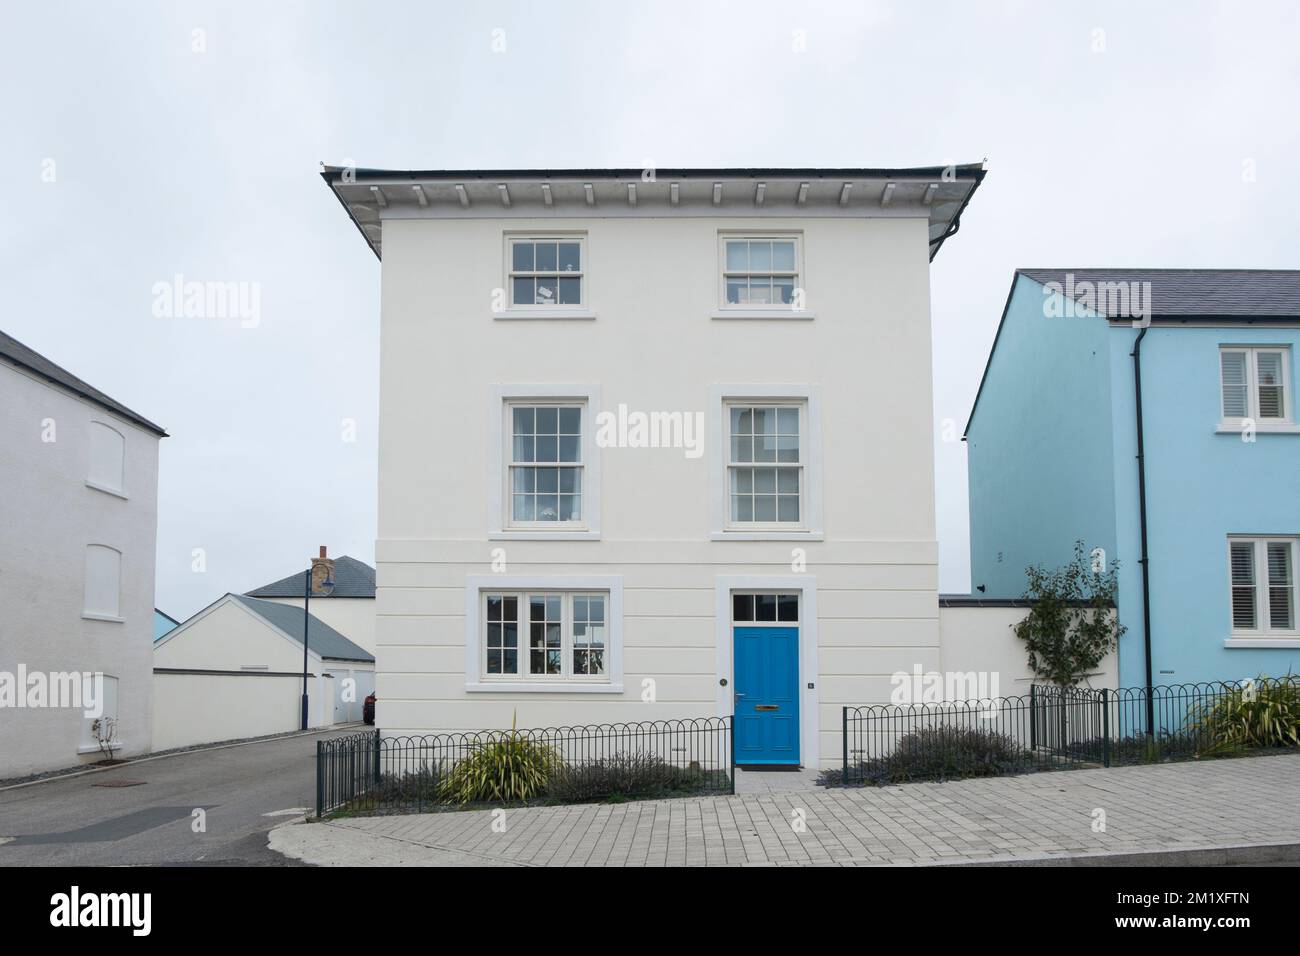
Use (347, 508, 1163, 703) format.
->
(322, 165, 986, 769)
(244, 550, 377, 654)
(152, 592, 375, 751)
(0, 329, 165, 777)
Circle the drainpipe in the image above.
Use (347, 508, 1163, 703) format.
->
(1131, 326, 1155, 737)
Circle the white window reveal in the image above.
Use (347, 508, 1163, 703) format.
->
(1220, 347, 1291, 424)
(1229, 537, 1297, 636)
(87, 421, 126, 495)
(722, 236, 800, 307)
(726, 403, 803, 526)
(509, 237, 583, 307)
(508, 403, 584, 526)
(83, 544, 122, 620)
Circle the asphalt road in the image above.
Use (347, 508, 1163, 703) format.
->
(0, 728, 361, 866)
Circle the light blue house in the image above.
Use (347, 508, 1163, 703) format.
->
(966, 269, 1300, 687)
(153, 608, 179, 642)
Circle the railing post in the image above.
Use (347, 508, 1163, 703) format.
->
(728, 715, 736, 795)
(373, 729, 382, 785)
(841, 707, 849, 786)
(315, 738, 324, 818)
(1029, 684, 1037, 750)
(1101, 688, 1111, 768)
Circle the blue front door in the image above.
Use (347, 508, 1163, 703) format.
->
(733, 625, 800, 765)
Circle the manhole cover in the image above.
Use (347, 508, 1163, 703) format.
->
(91, 780, 146, 788)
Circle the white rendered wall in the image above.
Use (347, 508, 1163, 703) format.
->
(0, 359, 160, 776)
(375, 214, 940, 768)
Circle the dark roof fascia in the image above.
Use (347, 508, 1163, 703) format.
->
(321, 164, 987, 263)
(322, 165, 986, 184)
(154, 667, 320, 677)
(0, 334, 168, 437)
(1105, 315, 1300, 326)
(940, 595, 1114, 608)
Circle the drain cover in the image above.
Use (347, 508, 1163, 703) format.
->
(91, 780, 146, 788)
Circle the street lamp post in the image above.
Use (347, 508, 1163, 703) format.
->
(301, 553, 336, 731)
(301, 570, 311, 730)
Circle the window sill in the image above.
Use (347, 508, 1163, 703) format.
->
(466, 682, 624, 694)
(1215, 422, 1300, 435)
(711, 530, 824, 542)
(493, 309, 596, 321)
(82, 613, 125, 623)
(1224, 636, 1300, 648)
(488, 530, 601, 541)
(85, 480, 128, 500)
(710, 309, 815, 321)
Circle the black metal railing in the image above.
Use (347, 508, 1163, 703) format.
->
(317, 716, 734, 816)
(1072, 677, 1300, 765)
(842, 677, 1299, 786)
(842, 689, 1101, 786)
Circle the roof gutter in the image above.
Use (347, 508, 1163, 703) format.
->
(927, 174, 982, 263)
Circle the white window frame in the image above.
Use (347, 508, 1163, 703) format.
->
(488, 385, 601, 540)
(723, 401, 806, 531)
(1225, 536, 1300, 645)
(465, 575, 623, 693)
(730, 590, 802, 626)
(504, 400, 587, 531)
(1218, 346, 1294, 430)
(497, 233, 594, 320)
(713, 232, 812, 320)
(710, 385, 823, 540)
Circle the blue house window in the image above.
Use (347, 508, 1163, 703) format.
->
(1229, 538, 1298, 635)
(1220, 347, 1291, 423)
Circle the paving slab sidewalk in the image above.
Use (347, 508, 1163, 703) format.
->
(270, 753, 1300, 867)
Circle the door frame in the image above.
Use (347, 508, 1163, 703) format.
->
(714, 575, 819, 768)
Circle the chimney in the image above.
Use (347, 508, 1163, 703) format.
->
(310, 546, 335, 595)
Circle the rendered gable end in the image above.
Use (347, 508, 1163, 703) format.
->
(966, 274, 1118, 598)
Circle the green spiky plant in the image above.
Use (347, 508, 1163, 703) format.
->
(437, 712, 561, 804)
(1187, 676, 1300, 755)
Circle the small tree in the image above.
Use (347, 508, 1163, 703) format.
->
(92, 716, 119, 763)
(1013, 541, 1125, 687)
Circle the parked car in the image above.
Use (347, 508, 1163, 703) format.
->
(363, 693, 376, 725)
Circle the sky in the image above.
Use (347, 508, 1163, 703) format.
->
(4, 1, 1298, 619)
